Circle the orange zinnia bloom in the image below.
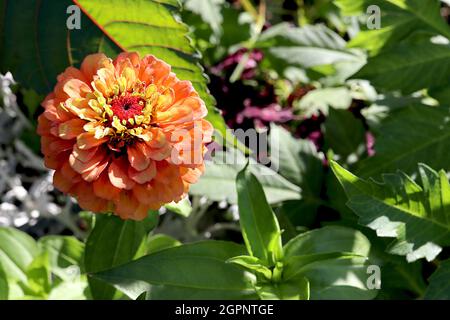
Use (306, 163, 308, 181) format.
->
(37, 52, 213, 220)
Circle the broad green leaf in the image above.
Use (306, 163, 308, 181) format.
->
(190, 148, 301, 204)
(269, 124, 323, 227)
(294, 87, 353, 117)
(354, 43, 450, 94)
(146, 234, 181, 254)
(84, 213, 158, 299)
(227, 255, 272, 280)
(164, 197, 192, 218)
(324, 109, 366, 159)
(283, 252, 365, 281)
(331, 161, 450, 262)
(0, 227, 38, 283)
(424, 259, 450, 299)
(256, 23, 360, 70)
(336, 0, 450, 39)
(237, 165, 283, 266)
(93, 241, 257, 300)
(38, 236, 84, 281)
(283, 226, 376, 300)
(256, 277, 310, 300)
(357, 105, 450, 178)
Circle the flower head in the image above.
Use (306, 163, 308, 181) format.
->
(37, 52, 213, 220)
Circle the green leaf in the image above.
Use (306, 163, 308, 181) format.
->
(183, 0, 224, 36)
(256, 23, 360, 70)
(256, 277, 310, 300)
(294, 87, 353, 117)
(236, 165, 283, 266)
(227, 255, 272, 280)
(357, 105, 450, 178)
(25, 252, 51, 297)
(324, 109, 366, 159)
(190, 148, 301, 204)
(354, 43, 450, 94)
(336, 0, 450, 39)
(93, 241, 257, 300)
(84, 213, 158, 299)
(283, 226, 376, 300)
(0, 265, 9, 299)
(269, 124, 323, 189)
(283, 252, 365, 281)
(146, 234, 181, 254)
(0, 0, 119, 93)
(38, 236, 84, 281)
(429, 86, 450, 106)
(424, 259, 450, 299)
(48, 279, 89, 300)
(331, 161, 450, 262)
(269, 124, 323, 227)
(164, 197, 192, 218)
(0, 227, 38, 283)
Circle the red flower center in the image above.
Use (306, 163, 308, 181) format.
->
(110, 95, 144, 121)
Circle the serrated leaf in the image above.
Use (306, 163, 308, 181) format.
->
(295, 87, 353, 116)
(357, 105, 450, 178)
(184, 0, 224, 35)
(354, 43, 450, 94)
(92, 241, 257, 300)
(256, 23, 360, 71)
(331, 161, 450, 262)
(337, 0, 450, 53)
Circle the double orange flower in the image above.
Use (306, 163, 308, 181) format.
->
(37, 52, 213, 220)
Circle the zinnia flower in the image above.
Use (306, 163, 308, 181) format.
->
(37, 52, 213, 220)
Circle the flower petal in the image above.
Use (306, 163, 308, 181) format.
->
(108, 157, 136, 190)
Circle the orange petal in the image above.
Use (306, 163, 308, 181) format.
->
(113, 191, 138, 219)
(93, 172, 121, 201)
(108, 157, 135, 190)
(128, 160, 156, 184)
(81, 157, 109, 182)
(80, 53, 111, 80)
(77, 132, 108, 150)
(127, 143, 150, 171)
(58, 118, 86, 140)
